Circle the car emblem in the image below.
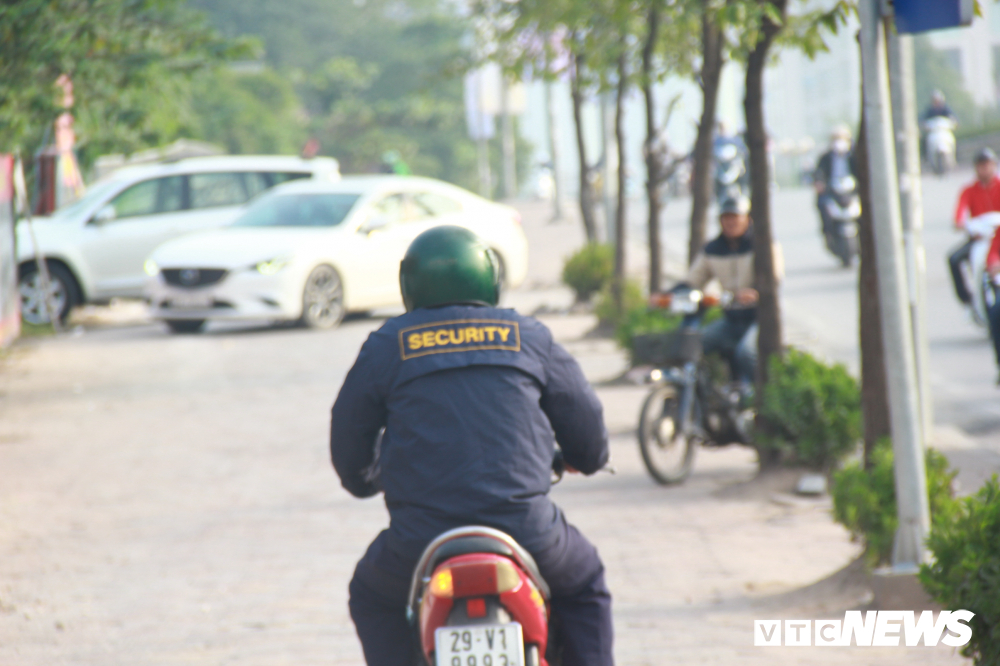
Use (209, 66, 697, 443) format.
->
(179, 269, 200, 286)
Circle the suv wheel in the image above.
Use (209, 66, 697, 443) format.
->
(18, 262, 80, 325)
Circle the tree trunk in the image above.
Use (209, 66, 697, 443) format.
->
(571, 51, 598, 243)
(613, 51, 628, 317)
(642, 1, 663, 293)
(855, 81, 891, 468)
(688, 0, 725, 265)
(744, 0, 786, 468)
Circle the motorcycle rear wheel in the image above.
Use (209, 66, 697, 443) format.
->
(638, 386, 697, 485)
(838, 234, 857, 268)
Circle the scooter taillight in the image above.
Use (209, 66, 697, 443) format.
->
(429, 559, 523, 598)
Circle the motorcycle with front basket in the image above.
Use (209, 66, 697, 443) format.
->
(632, 288, 755, 484)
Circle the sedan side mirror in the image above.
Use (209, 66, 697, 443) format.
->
(360, 214, 390, 235)
(91, 204, 117, 225)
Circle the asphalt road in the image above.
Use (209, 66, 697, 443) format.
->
(524, 170, 1000, 456)
(639, 170, 998, 435)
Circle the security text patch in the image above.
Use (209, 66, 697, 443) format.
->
(399, 319, 521, 360)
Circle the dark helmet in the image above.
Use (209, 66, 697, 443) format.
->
(974, 148, 997, 165)
(399, 226, 501, 311)
(720, 194, 751, 216)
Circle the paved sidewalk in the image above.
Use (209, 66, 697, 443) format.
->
(0, 310, 969, 665)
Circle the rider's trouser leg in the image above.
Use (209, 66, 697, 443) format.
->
(349, 532, 415, 666)
(734, 323, 759, 384)
(533, 523, 614, 666)
(989, 298, 1000, 371)
(702, 317, 755, 383)
(816, 195, 832, 235)
(700, 318, 739, 378)
(948, 239, 975, 304)
(349, 525, 614, 666)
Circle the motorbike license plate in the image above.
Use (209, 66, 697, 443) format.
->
(434, 623, 524, 666)
(170, 293, 212, 309)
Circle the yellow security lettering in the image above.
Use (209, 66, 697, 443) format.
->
(401, 320, 519, 359)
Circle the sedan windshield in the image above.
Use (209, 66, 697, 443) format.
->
(233, 193, 360, 228)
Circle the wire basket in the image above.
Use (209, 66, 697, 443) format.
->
(631, 328, 702, 367)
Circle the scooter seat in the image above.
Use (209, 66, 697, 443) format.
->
(427, 535, 516, 572)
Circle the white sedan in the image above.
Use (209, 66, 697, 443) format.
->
(144, 176, 528, 333)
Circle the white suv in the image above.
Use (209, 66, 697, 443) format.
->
(17, 155, 340, 324)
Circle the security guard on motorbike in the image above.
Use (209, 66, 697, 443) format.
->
(331, 226, 614, 666)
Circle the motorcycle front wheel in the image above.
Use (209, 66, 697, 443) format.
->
(638, 386, 697, 485)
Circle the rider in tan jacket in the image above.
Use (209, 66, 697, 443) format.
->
(686, 195, 783, 387)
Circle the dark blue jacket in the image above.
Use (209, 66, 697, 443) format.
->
(330, 304, 609, 560)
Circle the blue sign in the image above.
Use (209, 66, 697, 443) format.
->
(894, 0, 974, 34)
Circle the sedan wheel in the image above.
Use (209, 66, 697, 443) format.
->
(18, 263, 77, 325)
(301, 265, 345, 329)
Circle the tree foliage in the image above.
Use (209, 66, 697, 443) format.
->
(0, 0, 245, 165)
(191, 0, 492, 188)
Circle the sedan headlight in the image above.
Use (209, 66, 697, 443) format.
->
(254, 258, 290, 275)
(143, 259, 159, 277)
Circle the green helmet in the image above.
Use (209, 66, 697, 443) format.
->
(399, 226, 501, 311)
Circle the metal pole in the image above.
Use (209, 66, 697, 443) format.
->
(887, 30, 934, 444)
(545, 80, 564, 222)
(859, 0, 930, 569)
(501, 77, 517, 200)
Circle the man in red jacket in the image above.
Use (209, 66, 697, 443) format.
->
(951, 148, 1000, 305)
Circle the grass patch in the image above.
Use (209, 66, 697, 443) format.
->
(18, 321, 55, 338)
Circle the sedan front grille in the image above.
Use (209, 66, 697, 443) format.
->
(162, 268, 228, 289)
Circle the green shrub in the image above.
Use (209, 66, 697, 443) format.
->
(561, 244, 613, 302)
(832, 438, 959, 567)
(756, 348, 861, 470)
(920, 475, 1000, 665)
(593, 279, 646, 327)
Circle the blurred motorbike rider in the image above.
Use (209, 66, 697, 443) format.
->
(813, 124, 855, 236)
(686, 195, 783, 392)
(922, 90, 956, 124)
(922, 91, 957, 160)
(950, 148, 1000, 305)
(330, 226, 614, 666)
(713, 121, 747, 156)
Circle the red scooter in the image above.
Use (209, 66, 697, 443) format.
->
(407, 525, 552, 666)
